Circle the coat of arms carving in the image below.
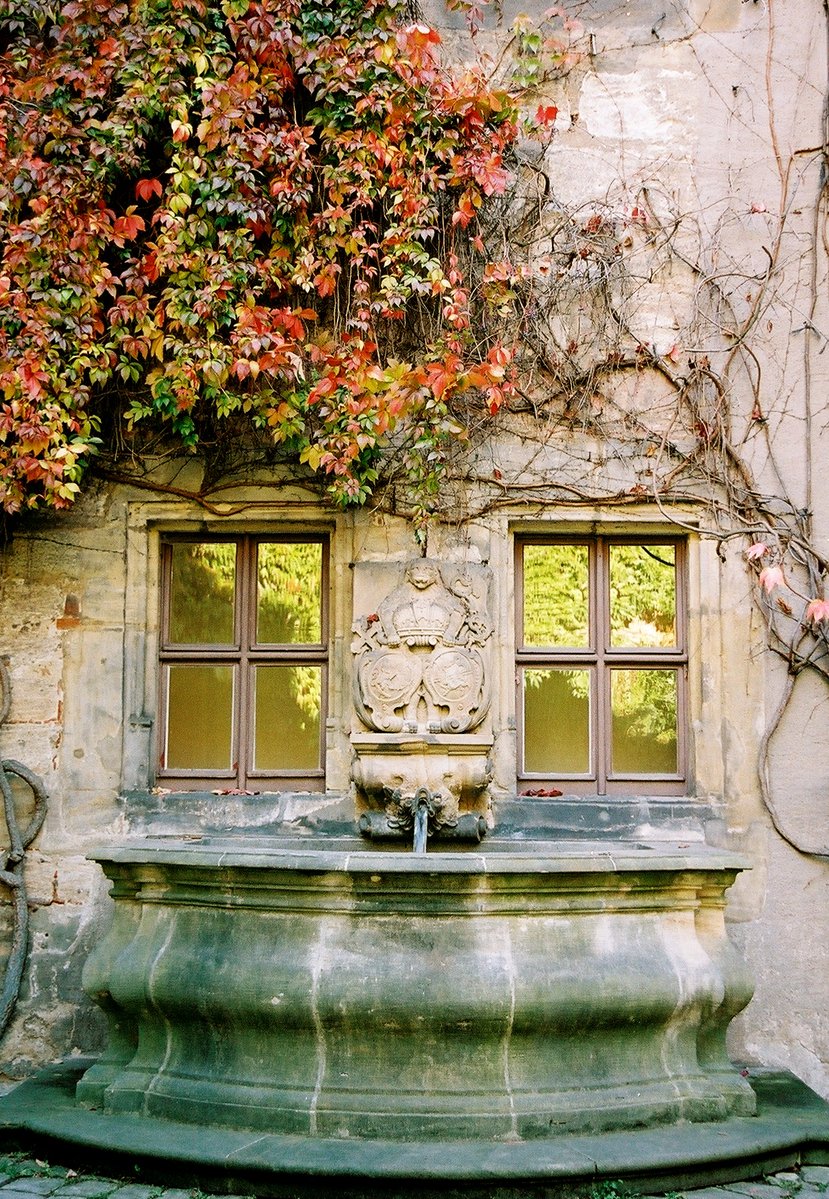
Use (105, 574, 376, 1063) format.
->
(352, 559, 492, 735)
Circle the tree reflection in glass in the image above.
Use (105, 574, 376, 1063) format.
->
(254, 666, 321, 770)
(609, 544, 676, 648)
(257, 541, 323, 645)
(523, 544, 589, 647)
(169, 542, 236, 645)
(611, 669, 678, 774)
(519, 538, 683, 783)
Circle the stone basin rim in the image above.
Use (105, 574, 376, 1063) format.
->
(87, 835, 749, 874)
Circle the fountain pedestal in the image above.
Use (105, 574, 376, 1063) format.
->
(76, 836, 756, 1140)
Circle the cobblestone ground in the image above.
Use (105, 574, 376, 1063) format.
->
(0, 1154, 826, 1199)
(641, 1167, 829, 1199)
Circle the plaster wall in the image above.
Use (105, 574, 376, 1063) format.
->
(0, 0, 828, 1100)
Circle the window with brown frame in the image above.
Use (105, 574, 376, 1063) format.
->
(516, 537, 687, 795)
(158, 535, 328, 792)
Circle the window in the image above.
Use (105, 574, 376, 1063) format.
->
(158, 535, 328, 791)
(516, 537, 686, 795)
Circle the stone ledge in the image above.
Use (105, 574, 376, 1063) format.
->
(116, 791, 726, 844)
(87, 834, 747, 875)
(1, 1062, 826, 1196)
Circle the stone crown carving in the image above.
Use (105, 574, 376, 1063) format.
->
(352, 559, 492, 734)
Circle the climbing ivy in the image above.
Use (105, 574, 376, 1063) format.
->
(0, 0, 518, 531)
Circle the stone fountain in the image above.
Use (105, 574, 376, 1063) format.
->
(2, 559, 827, 1191)
(72, 835, 756, 1142)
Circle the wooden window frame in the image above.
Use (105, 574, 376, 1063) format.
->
(158, 534, 328, 792)
(516, 535, 688, 796)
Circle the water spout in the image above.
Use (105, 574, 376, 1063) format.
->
(412, 787, 430, 853)
(358, 805, 487, 845)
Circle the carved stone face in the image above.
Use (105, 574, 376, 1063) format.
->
(406, 561, 439, 590)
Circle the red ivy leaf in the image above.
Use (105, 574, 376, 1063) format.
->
(135, 178, 163, 203)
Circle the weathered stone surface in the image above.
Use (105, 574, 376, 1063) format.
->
(0, 878, 108, 1079)
(51, 1182, 119, 1198)
(800, 1166, 829, 1186)
(75, 837, 755, 1140)
(3, 1182, 65, 1196)
(3, 1059, 828, 1191)
(725, 1186, 799, 1199)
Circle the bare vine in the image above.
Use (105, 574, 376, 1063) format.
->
(0, 659, 49, 1039)
(400, 2, 829, 854)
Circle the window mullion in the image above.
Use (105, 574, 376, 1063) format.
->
(236, 537, 253, 789)
(160, 542, 173, 646)
(515, 540, 525, 653)
(595, 539, 609, 794)
(677, 540, 688, 781)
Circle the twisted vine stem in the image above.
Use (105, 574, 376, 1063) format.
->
(0, 659, 48, 1040)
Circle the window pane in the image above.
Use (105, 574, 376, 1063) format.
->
(611, 669, 678, 774)
(523, 544, 589, 647)
(257, 542, 323, 645)
(166, 665, 234, 770)
(523, 668, 590, 774)
(169, 542, 236, 645)
(609, 544, 676, 647)
(254, 666, 321, 771)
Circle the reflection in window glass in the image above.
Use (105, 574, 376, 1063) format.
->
(254, 666, 321, 771)
(609, 544, 676, 647)
(611, 669, 677, 774)
(169, 542, 236, 645)
(166, 665, 234, 770)
(257, 542, 322, 644)
(523, 668, 590, 773)
(523, 544, 589, 647)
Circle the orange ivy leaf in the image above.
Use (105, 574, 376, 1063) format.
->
(112, 211, 145, 244)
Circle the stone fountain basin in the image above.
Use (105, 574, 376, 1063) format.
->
(77, 835, 756, 1142)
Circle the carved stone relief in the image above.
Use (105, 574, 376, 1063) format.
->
(352, 559, 492, 735)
